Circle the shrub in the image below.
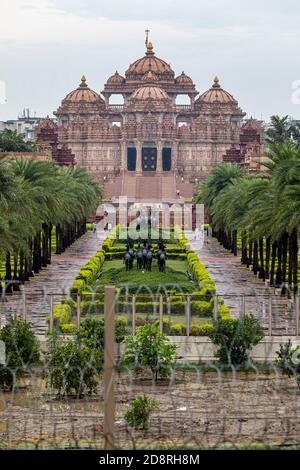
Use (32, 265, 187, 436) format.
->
(0, 318, 40, 389)
(190, 324, 213, 336)
(70, 279, 86, 295)
(208, 315, 264, 365)
(191, 300, 213, 317)
(47, 337, 100, 397)
(80, 300, 104, 316)
(124, 395, 158, 431)
(54, 304, 71, 325)
(169, 323, 186, 336)
(275, 340, 300, 379)
(46, 304, 72, 330)
(122, 324, 177, 380)
(218, 304, 231, 319)
(154, 318, 171, 335)
(60, 323, 77, 335)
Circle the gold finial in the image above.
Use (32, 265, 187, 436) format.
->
(147, 41, 154, 55)
(213, 75, 220, 88)
(80, 75, 88, 87)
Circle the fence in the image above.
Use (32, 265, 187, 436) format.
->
(1, 286, 300, 449)
(1, 286, 299, 337)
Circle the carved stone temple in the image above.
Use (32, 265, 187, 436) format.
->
(36, 37, 265, 202)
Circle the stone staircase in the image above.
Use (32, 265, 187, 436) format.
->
(118, 171, 177, 201)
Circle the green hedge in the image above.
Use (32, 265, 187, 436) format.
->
(169, 323, 213, 336)
(70, 250, 105, 294)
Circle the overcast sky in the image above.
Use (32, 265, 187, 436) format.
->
(0, 0, 300, 121)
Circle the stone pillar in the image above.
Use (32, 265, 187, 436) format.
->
(157, 141, 163, 173)
(136, 141, 142, 173)
(172, 141, 179, 170)
(120, 141, 127, 171)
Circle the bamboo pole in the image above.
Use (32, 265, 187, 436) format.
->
(104, 286, 116, 451)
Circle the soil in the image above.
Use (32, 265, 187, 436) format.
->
(0, 369, 300, 449)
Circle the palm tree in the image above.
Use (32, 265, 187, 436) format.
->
(0, 157, 100, 293)
(265, 115, 293, 145)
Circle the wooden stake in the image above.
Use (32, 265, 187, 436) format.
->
(159, 295, 163, 333)
(76, 294, 81, 331)
(213, 295, 218, 321)
(268, 296, 272, 337)
(104, 286, 116, 451)
(132, 296, 136, 335)
(295, 295, 299, 338)
(49, 294, 54, 333)
(186, 296, 191, 337)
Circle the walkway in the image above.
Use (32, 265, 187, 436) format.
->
(0, 229, 106, 334)
(189, 235, 298, 336)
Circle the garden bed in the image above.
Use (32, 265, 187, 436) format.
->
(1, 369, 300, 449)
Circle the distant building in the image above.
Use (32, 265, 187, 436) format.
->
(0, 110, 55, 141)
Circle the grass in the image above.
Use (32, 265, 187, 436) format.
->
(95, 258, 196, 293)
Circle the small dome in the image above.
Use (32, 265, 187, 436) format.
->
(106, 71, 125, 84)
(175, 71, 193, 84)
(198, 76, 235, 104)
(64, 76, 100, 104)
(130, 85, 170, 101)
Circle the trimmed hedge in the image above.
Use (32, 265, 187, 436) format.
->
(169, 323, 213, 336)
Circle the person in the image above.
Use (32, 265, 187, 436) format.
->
(107, 222, 112, 232)
(176, 189, 180, 198)
(92, 222, 97, 234)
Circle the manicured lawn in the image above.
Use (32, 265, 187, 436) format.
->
(96, 258, 196, 293)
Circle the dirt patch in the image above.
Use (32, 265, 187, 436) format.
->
(0, 370, 300, 449)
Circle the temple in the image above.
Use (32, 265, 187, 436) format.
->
(36, 35, 265, 202)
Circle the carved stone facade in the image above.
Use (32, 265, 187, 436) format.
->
(36, 40, 265, 200)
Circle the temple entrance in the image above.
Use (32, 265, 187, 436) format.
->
(162, 148, 172, 171)
(142, 147, 157, 171)
(127, 147, 136, 171)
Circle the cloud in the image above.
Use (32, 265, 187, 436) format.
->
(0, 0, 300, 120)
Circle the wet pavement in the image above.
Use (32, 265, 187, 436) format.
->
(0, 229, 106, 334)
(189, 235, 298, 336)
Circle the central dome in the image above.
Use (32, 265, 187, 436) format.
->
(130, 85, 170, 101)
(126, 42, 174, 80)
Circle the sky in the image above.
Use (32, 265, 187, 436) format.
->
(0, 0, 300, 121)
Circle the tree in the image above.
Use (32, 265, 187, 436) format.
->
(0, 318, 40, 389)
(125, 395, 158, 431)
(0, 129, 36, 152)
(209, 315, 264, 365)
(0, 157, 100, 293)
(122, 324, 177, 380)
(265, 115, 293, 145)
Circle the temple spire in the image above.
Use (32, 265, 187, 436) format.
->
(145, 28, 150, 47)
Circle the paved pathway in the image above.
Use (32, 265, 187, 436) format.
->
(0, 229, 106, 334)
(189, 235, 298, 335)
